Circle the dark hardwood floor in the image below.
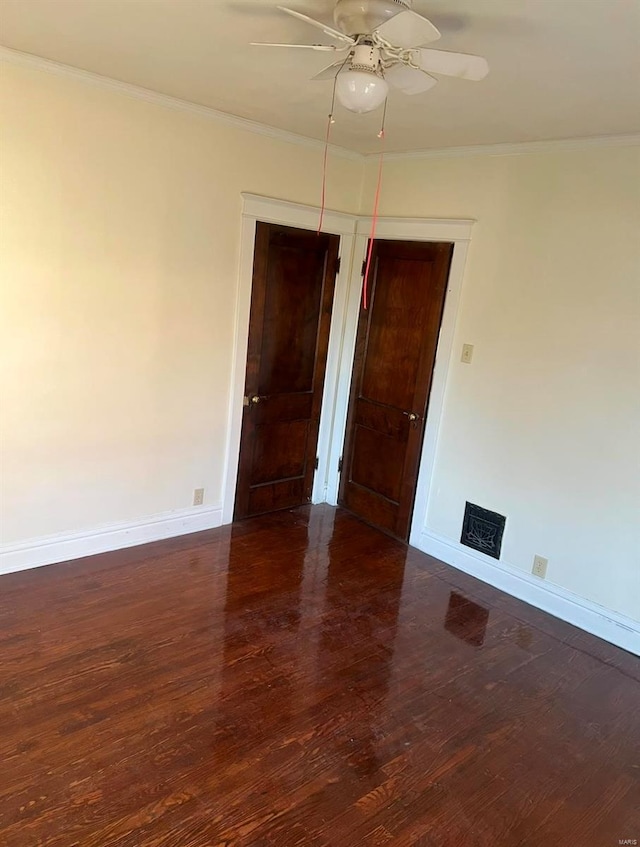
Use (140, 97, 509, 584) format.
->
(0, 506, 638, 847)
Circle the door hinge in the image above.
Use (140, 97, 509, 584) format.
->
(338, 456, 343, 473)
(315, 456, 319, 470)
(361, 260, 367, 277)
(335, 256, 341, 275)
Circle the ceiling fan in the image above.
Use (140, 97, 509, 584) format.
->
(251, 0, 489, 114)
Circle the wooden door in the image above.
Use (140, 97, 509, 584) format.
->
(339, 239, 453, 540)
(234, 222, 340, 520)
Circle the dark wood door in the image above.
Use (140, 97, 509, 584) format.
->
(234, 222, 340, 520)
(339, 239, 453, 540)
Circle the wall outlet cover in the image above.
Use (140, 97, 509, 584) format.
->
(193, 488, 205, 506)
(532, 555, 548, 579)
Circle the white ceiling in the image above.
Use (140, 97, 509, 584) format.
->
(1, 0, 639, 154)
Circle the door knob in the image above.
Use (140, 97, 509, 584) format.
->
(403, 411, 419, 422)
(243, 394, 264, 406)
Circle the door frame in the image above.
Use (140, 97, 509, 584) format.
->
(221, 194, 474, 541)
(325, 216, 474, 549)
(221, 193, 357, 523)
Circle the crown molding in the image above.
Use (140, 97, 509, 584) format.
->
(3, 46, 638, 164)
(0, 45, 363, 162)
(367, 133, 640, 162)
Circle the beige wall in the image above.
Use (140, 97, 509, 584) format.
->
(2, 60, 638, 626)
(0, 62, 362, 542)
(361, 146, 640, 621)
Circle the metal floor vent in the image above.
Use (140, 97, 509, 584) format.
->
(461, 502, 506, 560)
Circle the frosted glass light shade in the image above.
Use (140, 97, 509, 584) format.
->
(335, 70, 389, 114)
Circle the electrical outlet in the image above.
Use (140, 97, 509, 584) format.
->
(193, 488, 204, 507)
(532, 555, 548, 579)
(461, 343, 474, 364)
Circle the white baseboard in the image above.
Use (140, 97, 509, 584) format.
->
(0, 504, 224, 576)
(416, 529, 640, 657)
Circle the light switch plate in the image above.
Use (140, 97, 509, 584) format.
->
(461, 343, 474, 364)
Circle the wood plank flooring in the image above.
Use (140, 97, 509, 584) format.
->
(0, 505, 638, 846)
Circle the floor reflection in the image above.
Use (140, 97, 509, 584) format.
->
(214, 512, 308, 748)
(3, 505, 637, 845)
(444, 590, 490, 647)
(316, 521, 406, 781)
(214, 505, 407, 793)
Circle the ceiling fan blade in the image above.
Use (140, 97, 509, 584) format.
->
(312, 61, 348, 81)
(414, 48, 489, 81)
(277, 6, 355, 45)
(375, 10, 441, 49)
(384, 63, 438, 95)
(250, 42, 347, 51)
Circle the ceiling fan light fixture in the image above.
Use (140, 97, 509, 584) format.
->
(335, 68, 389, 113)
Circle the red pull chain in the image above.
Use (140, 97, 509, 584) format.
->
(317, 58, 348, 234)
(317, 112, 333, 235)
(362, 101, 387, 310)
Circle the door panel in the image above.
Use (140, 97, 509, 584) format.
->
(351, 427, 405, 502)
(361, 257, 434, 410)
(234, 222, 339, 520)
(250, 420, 309, 486)
(258, 243, 325, 394)
(339, 239, 453, 540)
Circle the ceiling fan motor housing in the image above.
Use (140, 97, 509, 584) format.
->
(333, 0, 411, 36)
(349, 44, 383, 75)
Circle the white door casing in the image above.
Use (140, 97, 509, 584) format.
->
(222, 193, 475, 546)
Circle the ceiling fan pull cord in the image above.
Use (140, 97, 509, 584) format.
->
(363, 99, 387, 310)
(317, 112, 333, 235)
(318, 63, 346, 234)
